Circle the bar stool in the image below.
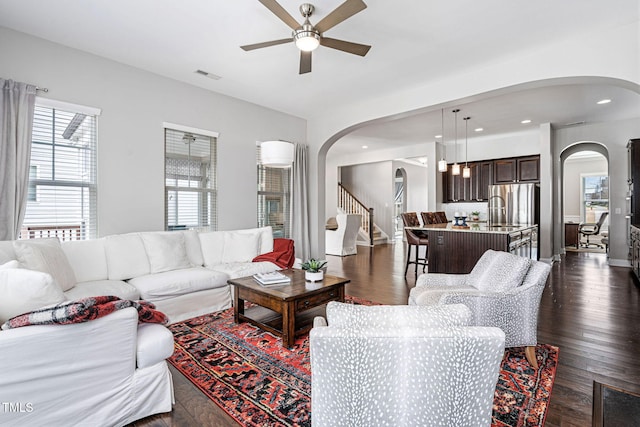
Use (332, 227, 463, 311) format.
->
(400, 212, 429, 278)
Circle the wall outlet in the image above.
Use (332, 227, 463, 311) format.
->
(437, 235, 444, 245)
(615, 208, 621, 214)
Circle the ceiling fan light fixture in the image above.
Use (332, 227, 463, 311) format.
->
(294, 31, 320, 51)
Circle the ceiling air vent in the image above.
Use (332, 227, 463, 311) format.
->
(195, 69, 221, 80)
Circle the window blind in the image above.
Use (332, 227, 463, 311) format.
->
(165, 128, 217, 231)
(257, 145, 291, 238)
(21, 105, 98, 241)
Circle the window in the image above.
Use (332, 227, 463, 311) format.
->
(257, 145, 291, 238)
(22, 103, 98, 240)
(582, 174, 609, 225)
(165, 127, 217, 231)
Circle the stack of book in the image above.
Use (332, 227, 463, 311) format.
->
(253, 271, 291, 286)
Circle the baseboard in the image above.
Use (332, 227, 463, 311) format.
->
(608, 258, 631, 267)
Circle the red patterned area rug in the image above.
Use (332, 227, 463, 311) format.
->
(168, 297, 558, 427)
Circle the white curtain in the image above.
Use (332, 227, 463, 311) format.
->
(0, 79, 37, 241)
(291, 143, 310, 260)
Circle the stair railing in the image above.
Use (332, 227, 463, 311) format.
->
(337, 183, 374, 246)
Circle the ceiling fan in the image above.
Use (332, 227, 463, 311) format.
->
(241, 0, 371, 74)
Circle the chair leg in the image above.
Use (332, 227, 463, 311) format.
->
(404, 244, 412, 276)
(524, 346, 538, 369)
(414, 244, 419, 279)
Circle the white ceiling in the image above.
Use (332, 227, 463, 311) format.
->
(1, 0, 639, 156)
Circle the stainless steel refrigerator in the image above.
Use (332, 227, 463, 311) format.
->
(488, 183, 540, 226)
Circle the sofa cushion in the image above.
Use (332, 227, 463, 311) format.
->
(0, 240, 15, 264)
(128, 267, 229, 300)
(0, 260, 19, 270)
(238, 226, 274, 255)
(183, 229, 204, 267)
(210, 261, 279, 280)
(198, 231, 226, 267)
(62, 238, 109, 282)
(325, 302, 472, 330)
(469, 250, 532, 292)
(140, 232, 191, 274)
(105, 234, 150, 280)
(13, 238, 77, 291)
(221, 232, 259, 263)
(64, 280, 141, 301)
(0, 268, 66, 323)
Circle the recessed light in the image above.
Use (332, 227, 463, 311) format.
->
(597, 99, 611, 104)
(521, 119, 532, 124)
(362, 145, 368, 149)
(474, 128, 483, 132)
(435, 134, 442, 139)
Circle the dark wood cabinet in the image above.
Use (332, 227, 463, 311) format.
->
(564, 222, 579, 249)
(442, 155, 539, 203)
(494, 158, 517, 183)
(628, 139, 640, 226)
(470, 161, 493, 201)
(494, 155, 539, 184)
(517, 156, 540, 182)
(443, 166, 466, 202)
(630, 225, 640, 280)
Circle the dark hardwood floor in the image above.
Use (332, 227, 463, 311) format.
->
(132, 243, 640, 427)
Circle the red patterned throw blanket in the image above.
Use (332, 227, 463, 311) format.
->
(2, 295, 168, 330)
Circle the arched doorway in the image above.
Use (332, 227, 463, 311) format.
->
(561, 142, 609, 253)
(394, 168, 407, 240)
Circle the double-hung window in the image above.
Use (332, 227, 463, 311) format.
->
(257, 145, 291, 238)
(164, 126, 217, 231)
(22, 100, 99, 240)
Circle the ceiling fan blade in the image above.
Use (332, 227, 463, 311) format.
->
(258, 0, 300, 30)
(320, 37, 371, 56)
(315, 0, 367, 33)
(241, 38, 292, 51)
(299, 51, 312, 74)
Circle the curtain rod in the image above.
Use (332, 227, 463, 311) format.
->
(36, 86, 49, 93)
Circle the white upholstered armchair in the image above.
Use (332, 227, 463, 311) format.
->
(310, 302, 505, 427)
(325, 213, 361, 256)
(409, 249, 551, 368)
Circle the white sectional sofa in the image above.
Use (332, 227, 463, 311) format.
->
(0, 225, 281, 324)
(0, 225, 282, 426)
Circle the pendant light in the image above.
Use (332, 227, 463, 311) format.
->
(260, 140, 294, 168)
(462, 116, 471, 178)
(437, 108, 447, 173)
(451, 109, 460, 176)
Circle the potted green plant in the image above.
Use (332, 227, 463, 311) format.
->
(301, 258, 327, 282)
(471, 211, 480, 221)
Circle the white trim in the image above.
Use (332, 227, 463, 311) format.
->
(35, 97, 102, 116)
(608, 258, 631, 267)
(162, 122, 219, 138)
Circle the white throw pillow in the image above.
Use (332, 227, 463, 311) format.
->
(13, 238, 77, 291)
(182, 229, 204, 267)
(199, 231, 226, 267)
(0, 269, 66, 324)
(141, 232, 191, 273)
(221, 232, 259, 263)
(473, 250, 532, 292)
(237, 226, 274, 255)
(104, 234, 151, 280)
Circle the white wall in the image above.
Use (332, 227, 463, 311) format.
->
(554, 118, 640, 266)
(563, 156, 608, 220)
(310, 20, 639, 259)
(0, 27, 306, 236)
(339, 161, 394, 238)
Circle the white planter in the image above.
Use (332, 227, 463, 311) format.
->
(305, 271, 324, 282)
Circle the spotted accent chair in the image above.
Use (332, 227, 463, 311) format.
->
(409, 249, 551, 368)
(310, 302, 505, 427)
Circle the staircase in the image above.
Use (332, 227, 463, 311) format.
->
(337, 183, 389, 246)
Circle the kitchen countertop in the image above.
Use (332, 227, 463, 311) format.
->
(407, 223, 537, 234)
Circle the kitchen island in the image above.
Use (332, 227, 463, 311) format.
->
(408, 223, 538, 274)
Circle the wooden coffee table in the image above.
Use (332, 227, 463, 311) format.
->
(229, 269, 349, 348)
